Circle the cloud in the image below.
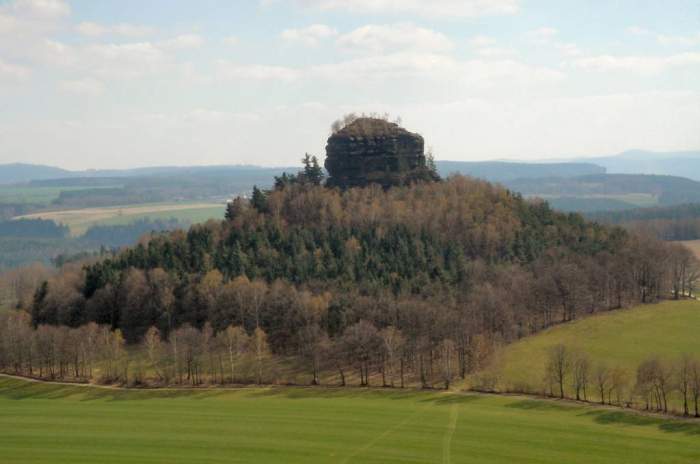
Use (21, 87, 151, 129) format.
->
(222, 36, 239, 46)
(281, 24, 337, 46)
(82, 42, 169, 79)
(289, 0, 519, 18)
(59, 77, 104, 96)
(0, 0, 68, 38)
(571, 52, 700, 73)
(337, 24, 453, 53)
(0, 58, 30, 82)
(9, 0, 70, 19)
(626, 26, 700, 48)
(158, 34, 205, 50)
(656, 33, 700, 47)
(469, 35, 496, 47)
(626, 26, 650, 36)
(528, 27, 558, 43)
(213, 50, 564, 93)
(75, 21, 155, 38)
(216, 61, 301, 80)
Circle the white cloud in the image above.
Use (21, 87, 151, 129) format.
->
(656, 33, 700, 47)
(571, 52, 700, 73)
(59, 77, 104, 96)
(468, 35, 496, 47)
(158, 34, 205, 50)
(82, 42, 169, 79)
(290, 0, 519, 18)
(337, 24, 453, 53)
(76, 21, 155, 38)
(475, 47, 516, 58)
(9, 0, 70, 19)
(281, 24, 337, 46)
(216, 61, 301, 80)
(626, 26, 650, 36)
(626, 26, 700, 48)
(556, 43, 582, 57)
(0, 0, 68, 38)
(222, 36, 239, 46)
(0, 58, 30, 82)
(528, 27, 558, 43)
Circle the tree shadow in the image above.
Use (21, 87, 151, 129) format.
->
(583, 410, 700, 436)
(0, 378, 229, 402)
(504, 398, 580, 412)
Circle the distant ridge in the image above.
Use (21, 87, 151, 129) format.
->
(0, 163, 73, 184)
(578, 150, 700, 181)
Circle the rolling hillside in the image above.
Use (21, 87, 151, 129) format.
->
(483, 300, 700, 411)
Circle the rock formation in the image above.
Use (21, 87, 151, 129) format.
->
(324, 118, 438, 189)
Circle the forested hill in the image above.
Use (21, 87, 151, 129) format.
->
(31, 173, 694, 375)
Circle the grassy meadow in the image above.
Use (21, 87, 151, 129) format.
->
(484, 300, 700, 406)
(16, 202, 224, 235)
(1, 376, 699, 464)
(0, 185, 122, 206)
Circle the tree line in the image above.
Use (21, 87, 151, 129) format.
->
(544, 344, 700, 417)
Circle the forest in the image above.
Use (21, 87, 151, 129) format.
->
(589, 203, 700, 240)
(9, 164, 695, 392)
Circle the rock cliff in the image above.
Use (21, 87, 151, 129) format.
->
(324, 118, 437, 189)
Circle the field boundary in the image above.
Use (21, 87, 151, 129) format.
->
(2, 372, 698, 423)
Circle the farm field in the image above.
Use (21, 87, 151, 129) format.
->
(680, 240, 700, 260)
(0, 185, 122, 206)
(485, 300, 700, 406)
(15, 202, 224, 235)
(0, 376, 699, 464)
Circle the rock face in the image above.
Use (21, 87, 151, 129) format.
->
(324, 118, 436, 189)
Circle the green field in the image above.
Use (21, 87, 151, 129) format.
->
(0, 185, 122, 206)
(16, 202, 224, 235)
(0, 376, 698, 464)
(486, 300, 700, 403)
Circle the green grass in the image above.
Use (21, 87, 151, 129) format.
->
(0, 377, 698, 463)
(486, 300, 700, 401)
(16, 202, 224, 235)
(95, 206, 224, 228)
(0, 185, 121, 206)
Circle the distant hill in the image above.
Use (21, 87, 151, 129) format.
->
(0, 163, 73, 184)
(0, 164, 295, 186)
(505, 174, 700, 212)
(436, 161, 605, 182)
(579, 150, 700, 181)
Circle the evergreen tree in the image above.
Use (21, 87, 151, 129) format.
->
(302, 154, 325, 186)
(251, 186, 269, 213)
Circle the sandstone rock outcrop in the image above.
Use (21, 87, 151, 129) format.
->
(324, 118, 438, 189)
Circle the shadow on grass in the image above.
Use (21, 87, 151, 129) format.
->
(0, 377, 478, 406)
(246, 385, 472, 405)
(583, 410, 700, 436)
(505, 398, 580, 412)
(0, 378, 229, 402)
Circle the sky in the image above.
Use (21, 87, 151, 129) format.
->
(1, 0, 699, 170)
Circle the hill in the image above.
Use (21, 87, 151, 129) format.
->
(583, 150, 700, 181)
(19, 168, 694, 393)
(482, 300, 700, 412)
(437, 161, 605, 182)
(505, 174, 700, 212)
(0, 164, 74, 185)
(1, 376, 698, 464)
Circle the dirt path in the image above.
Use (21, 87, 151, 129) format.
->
(442, 404, 458, 464)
